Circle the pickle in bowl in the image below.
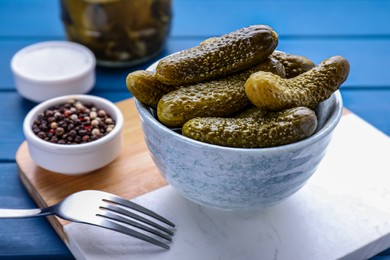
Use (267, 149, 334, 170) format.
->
(131, 24, 346, 211)
(155, 25, 279, 85)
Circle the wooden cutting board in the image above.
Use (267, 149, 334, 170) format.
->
(16, 98, 167, 242)
(16, 97, 351, 244)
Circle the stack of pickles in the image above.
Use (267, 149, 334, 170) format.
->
(127, 25, 350, 148)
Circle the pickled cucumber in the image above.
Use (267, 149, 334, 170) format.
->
(126, 70, 179, 108)
(182, 107, 318, 148)
(157, 58, 286, 127)
(270, 50, 315, 78)
(235, 106, 268, 119)
(245, 56, 350, 110)
(155, 25, 279, 85)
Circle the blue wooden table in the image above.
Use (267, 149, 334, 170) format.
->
(0, 1, 389, 259)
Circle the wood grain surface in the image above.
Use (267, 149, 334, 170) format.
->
(16, 98, 167, 242)
(16, 97, 350, 242)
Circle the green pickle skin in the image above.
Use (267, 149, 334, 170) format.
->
(124, 26, 348, 149)
(157, 58, 285, 127)
(245, 56, 350, 111)
(270, 50, 315, 78)
(126, 70, 178, 109)
(155, 25, 279, 85)
(182, 107, 318, 148)
(235, 106, 268, 119)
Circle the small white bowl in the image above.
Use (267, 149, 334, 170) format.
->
(11, 41, 96, 103)
(23, 94, 123, 175)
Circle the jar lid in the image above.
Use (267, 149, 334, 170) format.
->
(11, 41, 96, 102)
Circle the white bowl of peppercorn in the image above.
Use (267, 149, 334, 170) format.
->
(23, 94, 123, 175)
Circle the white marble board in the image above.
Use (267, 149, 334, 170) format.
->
(65, 113, 390, 260)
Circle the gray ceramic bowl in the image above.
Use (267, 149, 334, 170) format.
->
(135, 76, 343, 211)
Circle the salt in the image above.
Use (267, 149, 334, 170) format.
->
(11, 41, 96, 102)
(14, 44, 91, 80)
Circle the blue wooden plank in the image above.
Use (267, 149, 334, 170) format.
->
(376, 247, 390, 256)
(0, 88, 388, 161)
(86, 35, 390, 88)
(0, 0, 389, 259)
(0, 163, 74, 259)
(172, 0, 390, 37)
(0, 38, 198, 90)
(1, 38, 390, 90)
(0, 0, 63, 38)
(341, 89, 390, 136)
(0, 92, 35, 161)
(276, 38, 390, 88)
(0, 38, 198, 91)
(0, 1, 389, 38)
(0, 90, 132, 161)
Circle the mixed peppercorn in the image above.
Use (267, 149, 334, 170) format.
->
(32, 99, 115, 144)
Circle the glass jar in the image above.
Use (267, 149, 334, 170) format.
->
(60, 0, 172, 67)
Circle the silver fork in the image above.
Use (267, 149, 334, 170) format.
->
(0, 190, 175, 249)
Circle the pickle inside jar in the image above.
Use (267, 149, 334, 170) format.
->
(60, 0, 172, 67)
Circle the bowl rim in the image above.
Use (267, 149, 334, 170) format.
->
(136, 91, 343, 152)
(11, 41, 96, 83)
(135, 91, 342, 153)
(136, 58, 344, 152)
(23, 94, 123, 152)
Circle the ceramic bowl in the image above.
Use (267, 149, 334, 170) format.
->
(11, 41, 96, 102)
(135, 65, 343, 211)
(23, 94, 123, 175)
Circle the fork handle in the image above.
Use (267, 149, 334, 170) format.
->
(0, 208, 51, 218)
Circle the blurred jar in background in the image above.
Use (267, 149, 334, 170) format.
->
(60, 0, 172, 67)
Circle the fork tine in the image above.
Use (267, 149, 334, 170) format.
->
(101, 204, 174, 236)
(102, 195, 175, 227)
(97, 211, 172, 241)
(95, 217, 170, 249)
